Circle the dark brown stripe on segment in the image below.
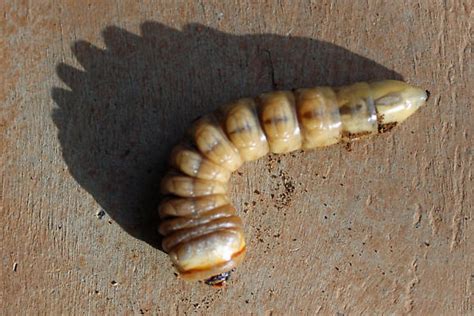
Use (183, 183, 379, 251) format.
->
(302, 109, 325, 120)
(193, 115, 232, 155)
(263, 115, 289, 125)
(339, 102, 363, 115)
(201, 136, 221, 154)
(228, 122, 254, 135)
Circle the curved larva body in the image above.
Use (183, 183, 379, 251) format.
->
(159, 80, 428, 285)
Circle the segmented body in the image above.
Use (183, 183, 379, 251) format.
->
(158, 80, 428, 285)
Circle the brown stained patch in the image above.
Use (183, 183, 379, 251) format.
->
(340, 130, 374, 152)
(378, 122, 398, 134)
(344, 142, 353, 152)
(339, 103, 363, 115)
(341, 130, 373, 141)
(377, 113, 384, 125)
(376, 113, 398, 134)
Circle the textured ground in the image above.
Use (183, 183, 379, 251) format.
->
(1, 1, 472, 314)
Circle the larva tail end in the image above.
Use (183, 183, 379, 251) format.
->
(370, 80, 428, 125)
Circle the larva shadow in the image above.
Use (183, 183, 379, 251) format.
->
(51, 22, 402, 252)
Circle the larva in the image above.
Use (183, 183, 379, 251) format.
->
(158, 80, 429, 286)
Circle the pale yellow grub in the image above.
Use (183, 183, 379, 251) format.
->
(295, 87, 342, 148)
(223, 98, 269, 161)
(258, 91, 302, 153)
(170, 145, 231, 183)
(159, 79, 429, 284)
(370, 80, 428, 124)
(192, 116, 243, 171)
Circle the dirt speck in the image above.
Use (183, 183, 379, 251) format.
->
(96, 209, 106, 219)
(378, 122, 398, 133)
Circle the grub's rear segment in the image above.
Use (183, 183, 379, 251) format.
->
(158, 80, 428, 285)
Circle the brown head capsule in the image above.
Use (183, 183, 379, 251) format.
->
(158, 80, 429, 285)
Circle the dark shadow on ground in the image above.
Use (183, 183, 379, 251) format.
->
(51, 22, 402, 251)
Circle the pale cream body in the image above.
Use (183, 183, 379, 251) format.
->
(159, 80, 428, 282)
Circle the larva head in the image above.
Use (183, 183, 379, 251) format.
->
(168, 229, 246, 285)
(370, 80, 429, 125)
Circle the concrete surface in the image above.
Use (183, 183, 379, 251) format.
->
(1, 1, 472, 314)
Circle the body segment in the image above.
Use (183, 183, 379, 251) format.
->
(158, 80, 428, 285)
(294, 87, 341, 148)
(220, 98, 269, 161)
(257, 91, 302, 153)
